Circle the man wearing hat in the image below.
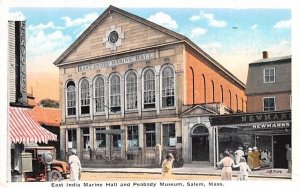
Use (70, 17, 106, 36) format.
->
(235, 146, 245, 164)
(68, 149, 82, 181)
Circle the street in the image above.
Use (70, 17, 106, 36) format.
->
(79, 172, 288, 181)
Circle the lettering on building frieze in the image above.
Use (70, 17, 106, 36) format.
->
(78, 52, 156, 71)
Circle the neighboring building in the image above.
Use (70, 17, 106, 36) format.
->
(210, 52, 291, 169)
(54, 6, 246, 167)
(8, 20, 57, 182)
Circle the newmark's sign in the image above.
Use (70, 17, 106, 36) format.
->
(209, 111, 291, 130)
(78, 52, 156, 71)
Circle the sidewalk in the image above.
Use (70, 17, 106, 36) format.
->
(82, 163, 292, 179)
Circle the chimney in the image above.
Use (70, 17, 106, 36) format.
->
(263, 51, 268, 59)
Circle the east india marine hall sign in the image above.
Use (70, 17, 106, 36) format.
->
(209, 110, 291, 130)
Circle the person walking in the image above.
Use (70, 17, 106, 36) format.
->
(285, 144, 292, 173)
(247, 148, 254, 169)
(161, 153, 174, 179)
(217, 152, 238, 180)
(252, 147, 261, 170)
(88, 146, 93, 160)
(235, 146, 245, 164)
(68, 149, 82, 181)
(235, 157, 253, 180)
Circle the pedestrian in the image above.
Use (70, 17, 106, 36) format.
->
(217, 151, 238, 180)
(247, 148, 254, 169)
(285, 144, 292, 173)
(68, 149, 82, 181)
(88, 146, 93, 160)
(235, 146, 245, 164)
(260, 149, 271, 167)
(252, 147, 261, 170)
(235, 157, 253, 180)
(161, 153, 174, 179)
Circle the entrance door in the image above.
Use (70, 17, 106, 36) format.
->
(273, 135, 291, 168)
(192, 135, 209, 161)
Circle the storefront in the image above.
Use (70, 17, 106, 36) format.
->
(210, 110, 291, 169)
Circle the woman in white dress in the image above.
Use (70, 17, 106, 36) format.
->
(217, 152, 238, 180)
(236, 157, 253, 180)
(68, 149, 82, 181)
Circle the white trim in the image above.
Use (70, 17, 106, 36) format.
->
(124, 70, 138, 110)
(79, 77, 91, 116)
(141, 67, 157, 110)
(93, 74, 106, 114)
(160, 64, 176, 109)
(263, 68, 276, 83)
(109, 73, 122, 113)
(262, 96, 276, 111)
(65, 79, 77, 118)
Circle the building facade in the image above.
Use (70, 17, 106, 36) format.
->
(210, 52, 291, 169)
(54, 6, 246, 167)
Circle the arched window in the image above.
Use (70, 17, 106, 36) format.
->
(126, 71, 137, 110)
(110, 74, 121, 112)
(211, 80, 215, 102)
(229, 90, 232, 109)
(191, 125, 209, 135)
(80, 78, 90, 114)
(94, 76, 105, 112)
(144, 69, 155, 108)
(190, 67, 195, 105)
(66, 81, 76, 116)
(220, 85, 224, 103)
(241, 98, 244, 112)
(202, 74, 206, 103)
(236, 95, 238, 111)
(162, 66, 175, 107)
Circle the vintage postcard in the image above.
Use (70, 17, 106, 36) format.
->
(0, 0, 298, 187)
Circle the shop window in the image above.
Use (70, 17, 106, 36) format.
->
(264, 68, 275, 83)
(145, 124, 156, 147)
(127, 125, 139, 148)
(126, 72, 137, 110)
(263, 97, 275, 111)
(95, 76, 105, 112)
(111, 125, 121, 148)
(162, 66, 175, 108)
(80, 79, 90, 114)
(110, 75, 121, 112)
(96, 127, 106, 148)
(144, 69, 156, 108)
(66, 81, 76, 116)
(67, 129, 77, 149)
(162, 123, 176, 147)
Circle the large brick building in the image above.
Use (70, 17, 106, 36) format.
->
(54, 6, 246, 167)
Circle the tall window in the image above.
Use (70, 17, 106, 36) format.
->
(220, 85, 224, 103)
(80, 79, 90, 114)
(126, 72, 137, 110)
(211, 80, 215, 102)
(111, 125, 121, 148)
(202, 74, 206, 103)
(229, 90, 232, 108)
(66, 81, 76, 116)
(145, 124, 156, 147)
(263, 97, 275, 111)
(162, 66, 175, 107)
(144, 69, 156, 108)
(95, 76, 105, 112)
(162, 123, 176, 147)
(236, 95, 238, 111)
(127, 125, 139, 148)
(67, 129, 77, 149)
(264, 68, 275, 83)
(95, 127, 106, 148)
(110, 74, 121, 112)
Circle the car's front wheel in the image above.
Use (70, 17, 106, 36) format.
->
(49, 170, 63, 181)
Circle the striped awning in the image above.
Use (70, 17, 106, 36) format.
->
(9, 107, 57, 144)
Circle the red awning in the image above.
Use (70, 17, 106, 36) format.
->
(9, 107, 57, 144)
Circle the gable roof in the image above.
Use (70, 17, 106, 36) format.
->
(181, 104, 218, 117)
(53, 5, 245, 88)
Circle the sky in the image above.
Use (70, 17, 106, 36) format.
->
(8, 6, 291, 102)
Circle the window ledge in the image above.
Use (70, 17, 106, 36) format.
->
(161, 107, 176, 110)
(79, 114, 90, 117)
(142, 108, 156, 112)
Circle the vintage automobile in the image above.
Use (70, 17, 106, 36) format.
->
(24, 145, 70, 181)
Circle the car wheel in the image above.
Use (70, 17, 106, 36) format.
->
(49, 170, 63, 181)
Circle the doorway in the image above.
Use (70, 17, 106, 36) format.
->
(273, 135, 291, 168)
(191, 125, 209, 161)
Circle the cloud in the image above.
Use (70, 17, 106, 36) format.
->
(274, 19, 291, 29)
(61, 12, 99, 28)
(190, 11, 227, 28)
(27, 29, 72, 57)
(8, 11, 25, 21)
(28, 21, 64, 30)
(148, 12, 178, 30)
(190, 27, 207, 38)
(267, 40, 291, 56)
(251, 24, 258, 29)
